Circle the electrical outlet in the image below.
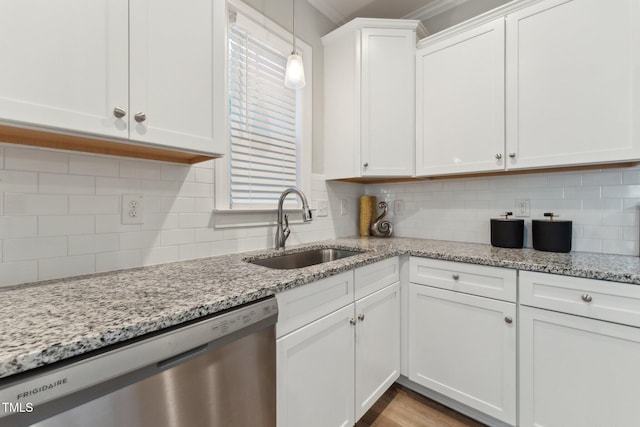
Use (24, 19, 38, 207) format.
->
(316, 200, 329, 217)
(394, 200, 404, 215)
(340, 199, 348, 216)
(515, 199, 530, 217)
(122, 194, 144, 225)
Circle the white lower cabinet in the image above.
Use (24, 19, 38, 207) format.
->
(355, 283, 400, 420)
(277, 304, 355, 427)
(276, 257, 400, 427)
(408, 284, 516, 425)
(407, 257, 517, 425)
(519, 270, 640, 427)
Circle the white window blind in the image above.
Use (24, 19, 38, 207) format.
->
(228, 20, 299, 208)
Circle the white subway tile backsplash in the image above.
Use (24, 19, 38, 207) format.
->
(5, 146, 68, 173)
(69, 234, 119, 255)
(39, 215, 94, 236)
(95, 177, 140, 195)
(0, 260, 38, 287)
(140, 180, 180, 196)
(69, 154, 119, 177)
(583, 225, 622, 240)
(120, 231, 160, 250)
(96, 250, 141, 273)
(602, 185, 640, 199)
(194, 167, 214, 183)
(178, 182, 212, 198)
(120, 160, 161, 180)
(141, 213, 179, 231)
(164, 197, 196, 213)
(4, 236, 67, 261)
(582, 171, 622, 186)
(161, 229, 195, 246)
(0, 216, 37, 239)
(178, 213, 212, 229)
(161, 164, 194, 182)
(141, 246, 180, 266)
(95, 215, 141, 233)
(179, 242, 211, 260)
(69, 195, 119, 215)
(602, 239, 638, 256)
(38, 254, 95, 281)
(0, 170, 38, 193)
(4, 193, 68, 215)
(39, 173, 95, 195)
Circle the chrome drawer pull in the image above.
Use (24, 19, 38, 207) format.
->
(349, 318, 357, 326)
(581, 294, 593, 303)
(504, 316, 513, 324)
(452, 273, 460, 280)
(357, 314, 365, 322)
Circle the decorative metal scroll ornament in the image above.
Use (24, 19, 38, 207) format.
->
(370, 201, 393, 237)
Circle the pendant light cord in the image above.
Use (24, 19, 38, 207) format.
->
(291, 0, 297, 55)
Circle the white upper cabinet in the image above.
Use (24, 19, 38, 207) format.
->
(505, 0, 640, 170)
(129, 0, 221, 154)
(416, 18, 505, 176)
(323, 19, 425, 179)
(0, 0, 129, 139)
(0, 0, 226, 158)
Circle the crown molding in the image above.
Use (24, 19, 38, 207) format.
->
(403, 0, 470, 21)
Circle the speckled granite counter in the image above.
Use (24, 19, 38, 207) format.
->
(2, 236, 640, 380)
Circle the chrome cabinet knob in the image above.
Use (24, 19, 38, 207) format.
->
(505, 316, 513, 324)
(363, 162, 369, 168)
(349, 318, 357, 326)
(582, 294, 593, 303)
(495, 153, 503, 159)
(134, 112, 147, 123)
(508, 152, 517, 158)
(452, 273, 460, 280)
(113, 107, 127, 118)
(357, 314, 365, 322)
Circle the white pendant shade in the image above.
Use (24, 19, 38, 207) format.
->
(284, 53, 305, 89)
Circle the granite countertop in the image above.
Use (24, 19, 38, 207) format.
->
(2, 236, 640, 380)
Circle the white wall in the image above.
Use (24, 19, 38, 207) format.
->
(367, 165, 640, 256)
(0, 143, 361, 287)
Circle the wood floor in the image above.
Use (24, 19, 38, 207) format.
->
(356, 384, 487, 427)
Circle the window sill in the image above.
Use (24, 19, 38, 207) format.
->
(212, 208, 313, 229)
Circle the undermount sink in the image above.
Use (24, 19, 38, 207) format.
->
(248, 248, 362, 270)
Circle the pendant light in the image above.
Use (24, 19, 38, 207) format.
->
(284, 0, 305, 89)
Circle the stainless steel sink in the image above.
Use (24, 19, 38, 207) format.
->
(248, 248, 362, 269)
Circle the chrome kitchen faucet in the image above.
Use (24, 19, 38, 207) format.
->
(275, 187, 312, 249)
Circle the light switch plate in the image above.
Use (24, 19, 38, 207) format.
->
(316, 200, 329, 217)
(515, 199, 530, 217)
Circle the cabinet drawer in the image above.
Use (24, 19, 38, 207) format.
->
(409, 257, 516, 302)
(276, 271, 354, 338)
(520, 270, 640, 328)
(355, 257, 399, 300)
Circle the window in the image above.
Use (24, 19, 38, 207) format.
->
(215, 0, 312, 212)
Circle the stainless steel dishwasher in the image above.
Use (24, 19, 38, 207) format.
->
(0, 297, 277, 427)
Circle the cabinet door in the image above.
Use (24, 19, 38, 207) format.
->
(506, 0, 640, 169)
(408, 284, 516, 425)
(277, 304, 355, 427)
(361, 28, 416, 177)
(355, 282, 400, 420)
(0, 0, 128, 138)
(129, 0, 222, 155)
(520, 306, 640, 427)
(416, 18, 505, 176)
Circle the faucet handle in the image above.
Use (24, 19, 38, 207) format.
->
(283, 214, 290, 240)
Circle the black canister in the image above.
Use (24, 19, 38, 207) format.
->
(491, 212, 524, 248)
(532, 213, 572, 253)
